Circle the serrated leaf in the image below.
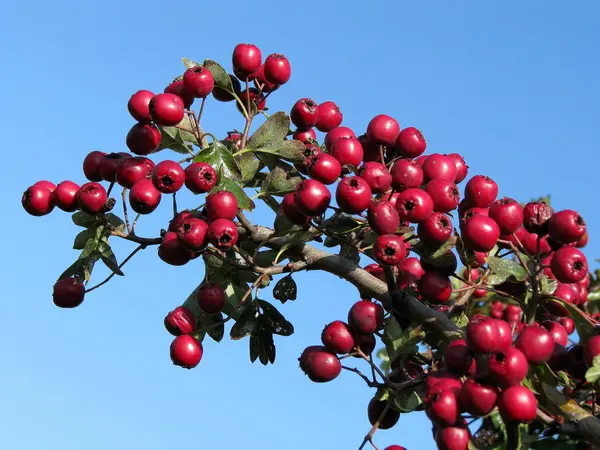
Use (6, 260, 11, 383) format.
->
(230, 302, 259, 340)
(272, 274, 297, 303)
(257, 300, 294, 336)
(251, 140, 306, 163)
(391, 384, 424, 413)
(382, 317, 424, 362)
(209, 178, 255, 211)
(194, 140, 241, 181)
(73, 229, 94, 250)
(202, 59, 233, 92)
(260, 163, 302, 196)
(182, 57, 202, 68)
(247, 112, 290, 149)
(155, 116, 198, 154)
(451, 311, 469, 328)
(97, 241, 124, 276)
(585, 355, 600, 383)
(486, 255, 528, 285)
(72, 211, 97, 228)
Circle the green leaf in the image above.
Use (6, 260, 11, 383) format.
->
(391, 384, 424, 413)
(257, 300, 294, 336)
(230, 301, 259, 340)
(585, 355, 600, 384)
(199, 311, 225, 343)
(251, 140, 306, 163)
(272, 274, 297, 303)
(210, 179, 255, 211)
(273, 212, 304, 237)
(236, 152, 262, 183)
(451, 311, 469, 328)
(194, 140, 241, 181)
(247, 112, 291, 149)
(274, 230, 320, 263)
(202, 59, 233, 92)
(73, 229, 94, 250)
(260, 163, 303, 196)
(97, 241, 124, 276)
(155, 116, 198, 154)
(375, 386, 390, 401)
(105, 213, 126, 233)
(182, 57, 202, 69)
(545, 297, 596, 341)
(486, 255, 528, 285)
(382, 317, 424, 362)
(72, 211, 97, 228)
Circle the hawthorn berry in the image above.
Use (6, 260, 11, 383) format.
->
(184, 162, 217, 194)
(158, 232, 192, 266)
(252, 64, 279, 92)
(232, 43, 262, 76)
(522, 201, 554, 235)
(50, 181, 80, 212)
(76, 182, 107, 214)
(367, 398, 400, 430)
(152, 160, 185, 194)
(22, 184, 55, 216)
(206, 190, 239, 221)
(127, 89, 154, 122)
(52, 278, 85, 308)
(149, 93, 185, 126)
(99, 153, 129, 182)
(425, 389, 459, 427)
(126, 123, 162, 156)
(425, 371, 463, 395)
(354, 333, 376, 356)
(459, 378, 498, 416)
(368, 200, 401, 235)
(542, 321, 568, 347)
(394, 188, 434, 223)
(496, 319, 514, 353)
(299, 345, 341, 382)
(515, 324, 554, 365)
(384, 446, 406, 450)
(390, 159, 424, 191)
(33, 180, 56, 191)
(129, 179, 161, 214)
(464, 175, 498, 208)
(292, 128, 317, 144)
(315, 101, 343, 132)
(237, 87, 266, 112)
(417, 212, 453, 246)
(263, 53, 291, 85)
(358, 162, 392, 194)
(425, 179, 460, 213)
(584, 335, 600, 367)
(397, 257, 425, 289)
(489, 197, 523, 234)
(164, 80, 195, 109)
(348, 300, 384, 334)
(307, 152, 342, 185)
(336, 176, 372, 214)
(485, 347, 529, 387)
(467, 314, 501, 354)
(498, 385, 537, 423)
(196, 284, 226, 314)
(447, 153, 469, 183)
(443, 339, 475, 375)
(208, 218, 239, 250)
(547, 209, 586, 244)
(176, 218, 209, 251)
(329, 137, 364, 167)
(291, 98, 319, 129)
(281, 193, 310, 225)
(419, 272, 452, 304)
(422, 154, 457, 182)
(395, 127, 426, 158)
(324, 126, 356, 150)
(164, 306, 196, 336)
(183, 66, 214, 98)
(367, 114, 400, 146)
(373, 235, 407, 266)
(435, 422, 470, 450)
(116, 157, 155, 188)
(294, 179, 331, 217)
(461, 213, 500, 252)
(550, 247, 588, 283)
(359, 134, 381, 162)
(321, 321, 356, 354)
(170, 335, 203, 369)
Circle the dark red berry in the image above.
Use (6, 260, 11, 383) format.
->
(544, 282, 578, 317)
(395, 127, 426, 158)
(196, 284, 226, 314)
(336, 176, 372, 214)
(390, 159, 424, 191)
(176, 218, 209, 251)
(206, 190, 239, 221)
(486, 347, 529, 387)
(448, 153, 469, 184)
(127, 89, 154, 122)
(548, 210, 586, 245)
(515, 324, 554, 365)
(52, 278, 85, 308)
(149, 93, 185, 126)
(164, 80, 194, 109)
(444, 339, 475, 375)
(367, 114, 400, 146)
(126, 123, 162, 156)
(183, 66, 214, 98)
(348, 300, 384, 334)
(464, 175, 498, 208)
(158, 232, 192, 266)
(354, 333, 376, 356)
(461, 214, 500, 252)
(293, 128, 317, 144)
(99, 152, 129, 182)
(551, 247, 588, 283)
(184, 162, 217, 194)
(329, 137, 363, 167)
(459, 378, 498, 416)
(394, 188, 434, 223)
(232, 43, 262, 76)
(307, 152, 341, 185)
(584, 335, 600, 367)
(522, 201, 554, 235)
(373, 235, 407, 266)
(489, 198, 523, 234)
(252, 64, 279, 92)
(321, 321, 355, 354)
(559, 317, 575, 334)
(164, 306, 196, 336)
(315, 101, 343, 132)
(76, 182, 107, 214)
(291, 98, 319, 129)
(435, 422, 470, 450)
(170, 335, 203, 369)
(299, 345, 341, 382)
(384, 446, 406, 450)
(368, 200, 401, 235)
(324, 126, 356, 150)
(419, 272, 452, 304)
(467, 314, 500, 354)
(22, 184, 55, 216)
(208, 218, 239, 250)
(367, 398, 400, 430)
(397, 257, 425, 289)
(542, 321, 568, 347)
(498, 386, 537, 423)
(51, 181, 80, 212)
(358, 134, 381, 162)
(116, 157, 155, 188)
(358, 162, 392, 194)
(263, 53, 291, 85)
(418, 212, 453, 246)
(151, 160, 185, 194)
(83, 151, 106, 181)
(422, 154, 457, 182)
(425, 389, 459, 427)
(425, 179, 460, 213)
(129, 179, 161, 214)
(281, 193, 310, 225)
(576, 231, 589, 248)
(294, 179, 331, 217)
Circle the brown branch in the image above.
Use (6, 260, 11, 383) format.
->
(85, 244, 146, 293)
(110, 229, 162, 246)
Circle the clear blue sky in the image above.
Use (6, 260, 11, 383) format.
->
(2, 2, 600, 449)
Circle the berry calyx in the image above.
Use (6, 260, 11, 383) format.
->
(52, 278, 85, 308)
(176, 218, 209, 251)
(486, 347, 529, 387)
(170, 335, 203, 369)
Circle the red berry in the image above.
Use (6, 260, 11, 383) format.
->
(584, 335, 600, 367)
(116, 157, 155, 188)
(99, 152, 129, 182)
(170, 211, 196, 233)
(498, 386, 537, 423)
(461, 214, 500, 252)
(252, 64, 279, 92)
(213, 74, 241, 102)
(367, 114, 400, 147)
(232, 43, 262, 76)
(551, 247, 588, 283)
(384, 446, 406, 450)
(448, 153, 469, 183)
(435, 422, 470, 450)
(184, 162, 217, 194)
(425, 389, 459, 427)
(294, 179, 331, 217)
(353, 333, 376, 355)
(489, 198, 523, 234)
(127, 89, 154, 122)
(126, 123, 162, 156)
(358, 162, 392, 194)
(418, 212, 453, 246)
(263, 53, 291, 85)
(170, 335, 203, 369)
(329, 137, 363, 167)
(151, 160, 185, 194)
(496, 319, 514, 353)
(425, 371, 463, 395)
(22, 184, 55, 216)
(503, 304, 523, 323)
(576, 231, 589, 248)
(291, 98, 319, 129)
(464, 175, 498, 208)
(164, 80, 195, 109)
(321, 321, 356, 354)
(299, 345, 341, 382)
(367, 398, 400, 429)
(544, 282, 578, 317)
(542, 321, 568, 347)
(373, 235, 407, 266)
(397, 257, 425, 289)
(368, 200, 401, 235)
(390, 159, 424, 191)
(183, 66, 214, 98)
(395, 127, 426, 158)
(51, 181, 80, 212)
(522, 201, 554, 235)
(348, 300, 384, 334)
(158, 232, 193, 266)
(324, 126, 356, 149)
(76, 182, 107, 214)
(83, 151, 107, 181)
(129, 179, 161, 214)
(422, 154, 457, 182)
(315, 101, 343, 132)
(196, 284, 226, 314)
(425, 179, 460, 213)
(208, 218, 239, 250)
(486, 347, 529, 387)
(548, 209, 586, 245)
(460, 378, 498, 416)
(359, 134, 381, 162)
(176, 217, 209, 251)
(293, 128, 317, 144)
(307, 152, 341, 185)
(515, 324, 554, 365)
(281, 193, 310, 225)
(559, 317, 575, 334)
(394, 188, 434, 223)
(444, 339, 475, 375)
(336, 176, 372, 214)
(52, 278, 85, 308)
(467, 314, 501, 354)
(164, 306, 196, 336)
(149, 93, 185, 126)
(206, 190, 239, 221)
(419, 272, 452, 304)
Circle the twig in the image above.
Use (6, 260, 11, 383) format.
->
(197, 97, 206, 124)
(358, 399, 389, 450)
(342, 366, 383, 388)
(110, 229, 162, 246)
(85, 244, 146, 293)
(357, 348, 387, 384)
(121, 188, 131, 233)
(106, 181, 115, 197)
(131, 214, 141, 233)
(172, 193, 178, 217)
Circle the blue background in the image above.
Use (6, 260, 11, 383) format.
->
(2, 1, 599, 449)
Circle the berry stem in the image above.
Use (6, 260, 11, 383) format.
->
(110, 228, 161, 246)
(106, 181, 115, 197)
(121, 188, 131, 233)
(341, 365, 383, 388)
(358, 400, 388, 450)
(84, 244, 146, 293)
(172, 193, 178, 217)
(197, 97, 207, 125)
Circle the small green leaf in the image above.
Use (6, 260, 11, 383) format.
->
(230, 302, 259, 340)
(194, 140, 241, 181)
(451, 311, 469, 328)
(251, 140, 306, 163)
(155, 116, 198, 155)
(486, 255, 528, 285)
(210, 178, 255, 211)
(272, 274, 297, 303)
(260, 163, 303, 196)
(247, 112, 290, 149)
(72, 211, 97, 228)
(105, 213, 126, 233)
(391, 384, 424, 413)
(382, 317, 424, 362)
(202, 59, 233, 92)
(199, 311, 225, 343)
(182, 57, 202, 68)
(585, 355, 600, 384)
(73, 229, 94, 250)
(236, 152, 262, 183)
(97, 241, 124, 276)
(257, 300, 294, 336)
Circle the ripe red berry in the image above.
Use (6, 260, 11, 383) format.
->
(368, 200, 401, 235)
(164, 306, 196, 336)
(419, 272, 452, 304)
(425, 389, 459, 427)
(358, 162, 392, 194)
(151, 160, 185, 194)
(293, 128, 317, 144)
(366, 114, 400, 147)
(395, 127, 426, 158)
(263, 53, 291, 85)
(164, 80, 194, 109)
(358, 134, 381, 162)
(464, 175, 498, 208)
(435, 422, 470, 450)
(348, 300, 384, 334)
(486, 347, 529, 387)
(544, 282, 578, 317)
(489, 198, 523, 234)
(461, 214, 500, 252)
(176, 218, 209, 251)
(422, 154, 457, 182)
(291, 98, 319, 129)
(367, 398, 400, 429)
(390, 159, 424, 191)
(208, 218, 239, 250)
(425, 179, 460, 213)
(336, 176, 372, 214)
(396, 258, 425, 290)
(467, 314, 501, 354)
(170, 335, 203, 369)
(443, 339, 475, 375)
(51, 181, 80, 212)
(127, 89, 154, 122)
(158, 232, 193, 266)
(384, 446, 406, 450)
(324, 126, 356, 148)
(281, 193, 310, 225)
(299, 345, 341, 382)
(559, 317, 575, 335)
(76, 182, 107, 214)
(548, 209, 586, 245)
(206, 190, 239, 221)
(22, 184, 55, 216)
(184, 162, 217, 194)
(459, 378, 498, 416)
(576, 231, 589, 248)
(116, 157, 155, 188)
(321, 321, 356, 354)
(252, 64, 279, 92)
(169, 211, 198, 233)
(213, 74, 241, 102)
(197, 284, 226, 314)
(183, 66, 214, 98)
(498, 386, 537, 423)
(129, 179, 161, 214)
(329, 137, 363, 167)
(294, 179, 331, 217)
(232, 43, 262, 76)
(522, 201, 554, 235)
(82, 151, 107, 181)
(542, 321, 568, 347)
(52, 278, 85, 308)
(149, 93, 185, 126)
(126, 123, 162, 156)
(551, 247, 588, 283)
(584, 335, 600, 367)
(307, 152, 341, 185)
(98, 153, 129, 182)
(417, 212, 453, 246)
(373, 235, 407, 266)
(503, 304, 523, 323)
(496, 319, 514, 353)
(515, 324, 554, 365)
(315, 101, 343, 132)
(425, 371, 463, 396)
(447, 153, 469, 184)
(394, 188, 434, 223)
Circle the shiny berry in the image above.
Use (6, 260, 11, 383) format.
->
(206, 190, 239, 221)
(324, 126, 356, 149)
(367, 398, 400, 429)
(99, 152, 129, 182)
(425, 179, 460, 213)
(116, 157, 155, 188)
(444, 339, 475, 375)
(83, 151, 107, 181)
(373, 235, 407, 266)
(367, 114, 400, 146)
(489, 198, 523, 234)
(336, 176, 372, 214)
(197, 284, 226, 314)
(299, 345, 341, 382)
(358, 162, 392, 194)
(291, 98, 319, 129)
(164, 80, 194, 109)
(395, 127, 426, 158)
(232, 43, 262, 76)
(151, 160, 185, 194)
(307, 152, 341, 185)
(158, 232, 192, 266)
(460, 378, 498, 416)
(329, 137, 363, 167)
(394, 188, 434, 223)
(315, 101, 343, 132)
(448, 153, 469, 183)
(281, 193, 310, 225)
(321, 321, 356, 354)
(184, 162, 217, 194)
(76, 182, 107, 214)
(461, 214, 500, 252)
(515, 324, 554, 365)
(348, 300, 384, 334)
(52, 278, 85, 308)
(294, 179, 331, 217)
(418, 212, 453, 246)
(498, 386, 537, 423)
(208, 218, 239, 250)
(126, 123, 162, 156)
(263, 53, 291, 85)
(293, 128, 317, 144)
(467, 314, 500, 354)
(170, 335, 203, 369)
(129, 179, 161, 214)
(486, 347, 529, 387)
(183, 66, 214, 98)
(419, 272, 452, 304)
(22, 184, 55, 216)
(390, 159, 424, 191)
(149, 93, 185, 126)
(422, 154, 457, 182)
(551, 247, 588, 283)
(368, 200, 401, 235)
(464, 175, 498, 208)
(425, 389, 459, 427)
(548, 210, 586, 245)
(51, 181, 80, 212)
(127, 89, 154, 122)
(176, 218, 209, 251)
(164, 306, 196, 336)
